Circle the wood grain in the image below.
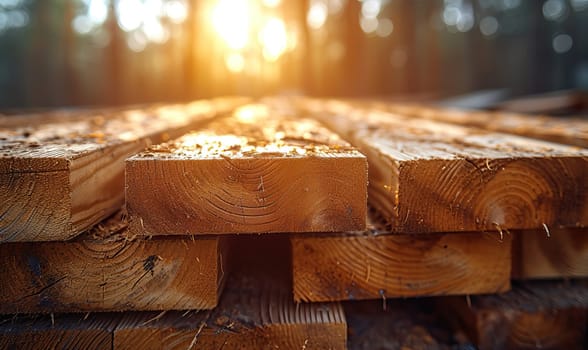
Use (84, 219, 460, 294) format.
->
(0, 97, 247, 242)
(126, 104, 367, 236)
(0, 213, 226, 313)
(376, 101, 588, 148)
(291, 214, 511, 302)
(114, 275, 347, 350)
(512, 228, 588, 279)
(0, 313, 117, 350)
(299, 99, 588, 233)
(439, 280, 588, 350)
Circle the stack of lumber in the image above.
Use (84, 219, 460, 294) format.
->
(1, 96, 587, 349)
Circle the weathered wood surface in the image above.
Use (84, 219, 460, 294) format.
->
(0, 104, 148, 128)
(299, 99, 588, 233)
(378, 101, 588, 148)
(0, 313, 117, 350)
(0, 212, 226, 313)
(126, 104, 367, 236)
(114, 274, 347, 350)
(291, 212, 511, 302)
(439, 280, 588, 350)
(512, 228, 588, 279)
(0, 97, 248, 242)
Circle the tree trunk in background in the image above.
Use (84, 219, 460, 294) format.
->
(343, 0, 362, 96)
(64, 0, 79, 105)
(183, 0, 196, 101)
(107, 1, 121, 105)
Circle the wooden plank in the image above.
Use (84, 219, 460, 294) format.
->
(114, 275, 347, 350)
(512, 228, 588, 279)
(378, 101, 588, 148)
(291, 213, 511, 302)
(0, 97, 247, 242)
(0, 313, 117, 350)
(346, 300, 456, 350)
(299, 99, 588, 233)
(0, 104, 145, 128)
(438, 281, 588, 350)
(126, 104, 367, 236)
(0, 212, 226, 313)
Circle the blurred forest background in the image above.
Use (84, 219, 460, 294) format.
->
(0, 0, 586, 109)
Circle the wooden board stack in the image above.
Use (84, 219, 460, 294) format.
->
(0, 97, 249, 242)
(1, 96, 587, 349)
(0, 99, 365, 349)
(293, 97, 588, 348)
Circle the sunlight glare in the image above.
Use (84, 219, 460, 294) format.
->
(116, 0, 144, 32)
(262, 0, 281, 8)
(88, 0, 109, 25)
(235, 104, 269, 123)
(143, 17, 169, 43)
(212, 0, 251, 50)
(259, 17, 287, 61)
(165, 0, 188, 23)
(307, 0, 328, 29)
(225, 53, 246, 73)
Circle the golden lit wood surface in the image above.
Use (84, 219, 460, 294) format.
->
(440, 281, 588, 350)
(381, 102, 588, 148)
(0, 313, 117, 350)
(114, 275, 347, 350)
(291, 213, 511, 302)
(126, 104, 368, 236)
(300, 99, 588, 233)
(0, 213, 226, 313)
(0, 97, 247, 242)
(512, 228, 588, 279)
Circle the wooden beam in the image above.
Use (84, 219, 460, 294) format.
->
(113, 275, 347, 350)
(291, 214, 511, 302)
(346, 300, 455, 349)
(126, 104, 367, 236)
(299, 99, 588, 233)
(0, 313, 117, 350)
(0, 97, 247, 242)
(512, 228, 588, 279)
(379, 101, 588, 148)
(0, 213, 226, 313)
(438, 281, 588, 350)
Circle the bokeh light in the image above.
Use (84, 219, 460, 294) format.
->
(259, 17, 287, 61)
(552, 33, 573, 54)
(212, 0, 251, 50)
(307, 0, 328, 29)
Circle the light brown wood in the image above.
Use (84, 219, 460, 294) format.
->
(0, 97, 248, 242)
(300, 99, 588, 233)
(512, 228, 588, 279)
(114, 275, 347, 350)
(379, 101, 588, 148)
(126, 104, 367, 236)
(439, 281, 588, 350)
(0, 313, 117, 350)
(0, 213, 226, 313)
(291, 214, 511, 302)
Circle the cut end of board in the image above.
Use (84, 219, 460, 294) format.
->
(126, 105, 368, 236)
(291, 212, 512, 302)
(0, 212, 227, 314)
